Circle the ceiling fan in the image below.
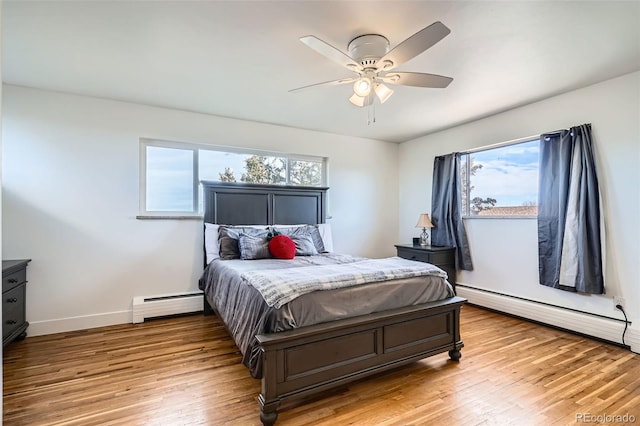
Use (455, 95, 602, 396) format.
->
(290, 21, 454, 107)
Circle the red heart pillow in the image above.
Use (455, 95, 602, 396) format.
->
(268, 235, 296, 259)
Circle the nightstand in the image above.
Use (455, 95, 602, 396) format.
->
(2, 259, 31, 347)
(395, 245, 456, 291)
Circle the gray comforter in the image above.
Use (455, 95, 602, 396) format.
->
(198, 254, 454, 378)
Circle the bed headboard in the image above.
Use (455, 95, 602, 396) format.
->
(201, 181, 328, 225)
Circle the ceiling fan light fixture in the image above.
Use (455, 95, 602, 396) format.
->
(353, 77, 372, 97)
(349, 92, 366, 107)
(374, 83, 393, 104)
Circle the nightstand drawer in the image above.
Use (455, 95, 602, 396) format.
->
(425, 251, 452, 265)
(2, 269, 26, 292)
(3, 284, 26, 340)
(397, 248, 431, 263)
(396, 247, 451, 265)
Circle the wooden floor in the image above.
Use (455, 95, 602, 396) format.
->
(4, 305, 640, 425)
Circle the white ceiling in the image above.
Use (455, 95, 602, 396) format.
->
(3, 1, 639, 143)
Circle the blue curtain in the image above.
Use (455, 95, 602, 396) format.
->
(538, 124, 604, 293)
(431, 153, 473, 270)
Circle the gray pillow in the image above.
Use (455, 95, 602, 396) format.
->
(218, 226, 268, 259)
(275, 225, 325, 253)
(289, 233, 318, 256)
(238, 232, 271, 260)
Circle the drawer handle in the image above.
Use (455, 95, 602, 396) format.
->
(6, 298, 18, 303)
(8, 278, 18, 284)
(6, 320, 17, 325)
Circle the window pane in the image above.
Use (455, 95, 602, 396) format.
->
(146, 146, 193, 212)
(241, 155, 286, 184)
(199, 150, 248, 183)
(289, 160, 323, 186)
(199, 151, 287, 185)
(465, 140, 539, 216)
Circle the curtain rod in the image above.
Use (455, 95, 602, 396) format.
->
(459, 127, 576, 155)
(459, 133, 541, 155)
(541, 123, 590, 138)
(542, 128, 571, 136)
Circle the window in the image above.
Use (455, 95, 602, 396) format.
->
(145, 146, 195, 212)
(140, 139, 327, 217)
(460, 138, 539, 217)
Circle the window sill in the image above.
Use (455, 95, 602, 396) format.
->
(136, 215, 203, 220)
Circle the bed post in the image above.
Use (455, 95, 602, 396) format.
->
(258, 399, 278, 426)
(258, 347, 280, 426)
(448, 303, 464, 360)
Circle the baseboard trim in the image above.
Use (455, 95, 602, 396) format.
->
(28, 310, 131, 337)
(627, 325, 640, 354)
(457, 285, 632, 350)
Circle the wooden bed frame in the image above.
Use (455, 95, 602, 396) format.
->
(201, 181, 465, 425)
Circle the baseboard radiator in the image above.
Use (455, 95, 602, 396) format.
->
(456, 285, 629, 346)
(132, 292, 203, 324)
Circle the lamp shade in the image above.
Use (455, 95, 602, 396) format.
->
(374, 83, 393, 104)
(415, 213, 434, 228)
(349, 92, 374, 107)
(348, 92, 366, 107)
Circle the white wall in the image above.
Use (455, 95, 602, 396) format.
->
(399, 72, 640, 347)
(1, 85, 399, 335)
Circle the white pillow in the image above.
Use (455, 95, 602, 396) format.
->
(317, 223, 334, 252)
(204, 223, 220, 264)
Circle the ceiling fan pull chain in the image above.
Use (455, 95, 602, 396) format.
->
(367, 101, 376, 125)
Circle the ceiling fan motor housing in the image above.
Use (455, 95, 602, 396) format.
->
(348, 34, 390, 67)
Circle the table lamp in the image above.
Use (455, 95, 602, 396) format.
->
(415, 213, 434, 247)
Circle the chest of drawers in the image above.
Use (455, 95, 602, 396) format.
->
(2, 259, 31, 346)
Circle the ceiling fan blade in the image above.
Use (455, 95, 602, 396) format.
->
(300, 35, 363, 72)
(381, 72, 453, 88)
(377, 22, 451, 71)
(289, 77, 358, 93)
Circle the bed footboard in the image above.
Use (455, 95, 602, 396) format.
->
(255, 296, 466, 425)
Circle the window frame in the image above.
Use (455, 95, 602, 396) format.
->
(460, 135, 540, 219)
(138, 138, 327, 218)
